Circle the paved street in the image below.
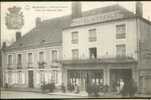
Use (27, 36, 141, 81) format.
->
(1, 90, 150, 99)
(0, 91, 85, 99)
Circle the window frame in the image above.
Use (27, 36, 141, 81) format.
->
(116, 24, 126, 39)
(116, 44, 126, 57)
(89, 29, 97, 42)
(8, 54, 13, 65)
(52, 50, 58, 62)
(39, 51, 44, 63)
(89, 47, 97, 59)
(72, 49, 79, 60)
(17, 54, 22, 65)
(71, 31, 78, 44)
(28, 53, 33, 64)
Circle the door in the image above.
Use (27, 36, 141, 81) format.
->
(28, 70, 34, 88)
(110, 69, 132, 91)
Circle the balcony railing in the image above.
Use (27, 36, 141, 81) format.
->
(27, 63, 33, 68)
(38, 62, 47, 69)
(116, 33, 125, 39)
(72, 40, 78, 44)
(17, 63, 22, 69)
(7, 64, 17, 70)
(89, 37, 96, 42)
(63, 56, 136, 65)
(7, 64, 13, 70)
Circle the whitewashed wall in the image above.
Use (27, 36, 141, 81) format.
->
(63, 18, 138, 60)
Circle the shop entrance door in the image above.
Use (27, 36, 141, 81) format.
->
(110, 69, 132, 91)
(28, 70, 34, 88)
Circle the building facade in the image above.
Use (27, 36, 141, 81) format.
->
(62, 2, 151, 94)
(2, 16, 72, 88)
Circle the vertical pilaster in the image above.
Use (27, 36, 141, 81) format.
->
(62, 67, 67, 90)
(104, 66, 110, 85)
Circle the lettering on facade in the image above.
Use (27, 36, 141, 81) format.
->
(70, 11, 124, 26)
(5, 6, 24, 29)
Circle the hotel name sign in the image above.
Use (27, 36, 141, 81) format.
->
(71, 11, 124, 27)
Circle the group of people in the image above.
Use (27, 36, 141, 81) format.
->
(113, 78, 138, 97)
(62, 83, 80, 93)
(62, 78, 137, 97)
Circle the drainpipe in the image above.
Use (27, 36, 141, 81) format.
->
(136, 17, 143, 93)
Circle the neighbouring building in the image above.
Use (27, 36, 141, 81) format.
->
(2, 16, 72, 88)
(62, 2, 151, 94)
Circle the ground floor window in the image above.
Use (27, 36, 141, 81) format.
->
(18, 71, 22, 84)
(67, 70, 104, 91)
(51, 70, 58, 84)
(8, 71, 12, 84)
(40, 71, 45, 84)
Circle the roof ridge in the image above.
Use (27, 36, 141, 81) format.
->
(42, 4, 133, 23)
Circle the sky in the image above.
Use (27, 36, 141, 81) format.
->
(1, 1, 151, 46)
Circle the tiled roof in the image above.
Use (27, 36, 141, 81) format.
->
(6, 4, 135, 51)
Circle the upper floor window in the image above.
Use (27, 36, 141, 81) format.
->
(72, 49, 79, 60)
(28, 53, 32, 64)
(17, 54, 22, 65)
(116, 24, 126, 39)
(52, 50, 58, 62)
(116, 44, 126, 57)
(8, 55, 13, 65)
(71, 31, 78, 44)
(39, 52, 44, 62)
(89, 29, 97, 42)
(89, 47, 97, 59)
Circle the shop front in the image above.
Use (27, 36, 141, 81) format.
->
(63, 58, 137, 93)
(67, 69, 104, 92)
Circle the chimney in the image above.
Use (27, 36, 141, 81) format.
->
(35, 17, 41, 27)
(16, 31, 22, 41)
(136, 1, 143, 17)
(71, 2, 82, 19)
(2, 42, 6, 48)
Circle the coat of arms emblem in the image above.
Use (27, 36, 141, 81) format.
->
(5, 6, 24, 29)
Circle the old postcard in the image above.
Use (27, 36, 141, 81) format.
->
(0, 1, 151, 99)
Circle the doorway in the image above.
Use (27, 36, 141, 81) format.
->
(110, 69, 132, 91)
(28, 70, 34, 88)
